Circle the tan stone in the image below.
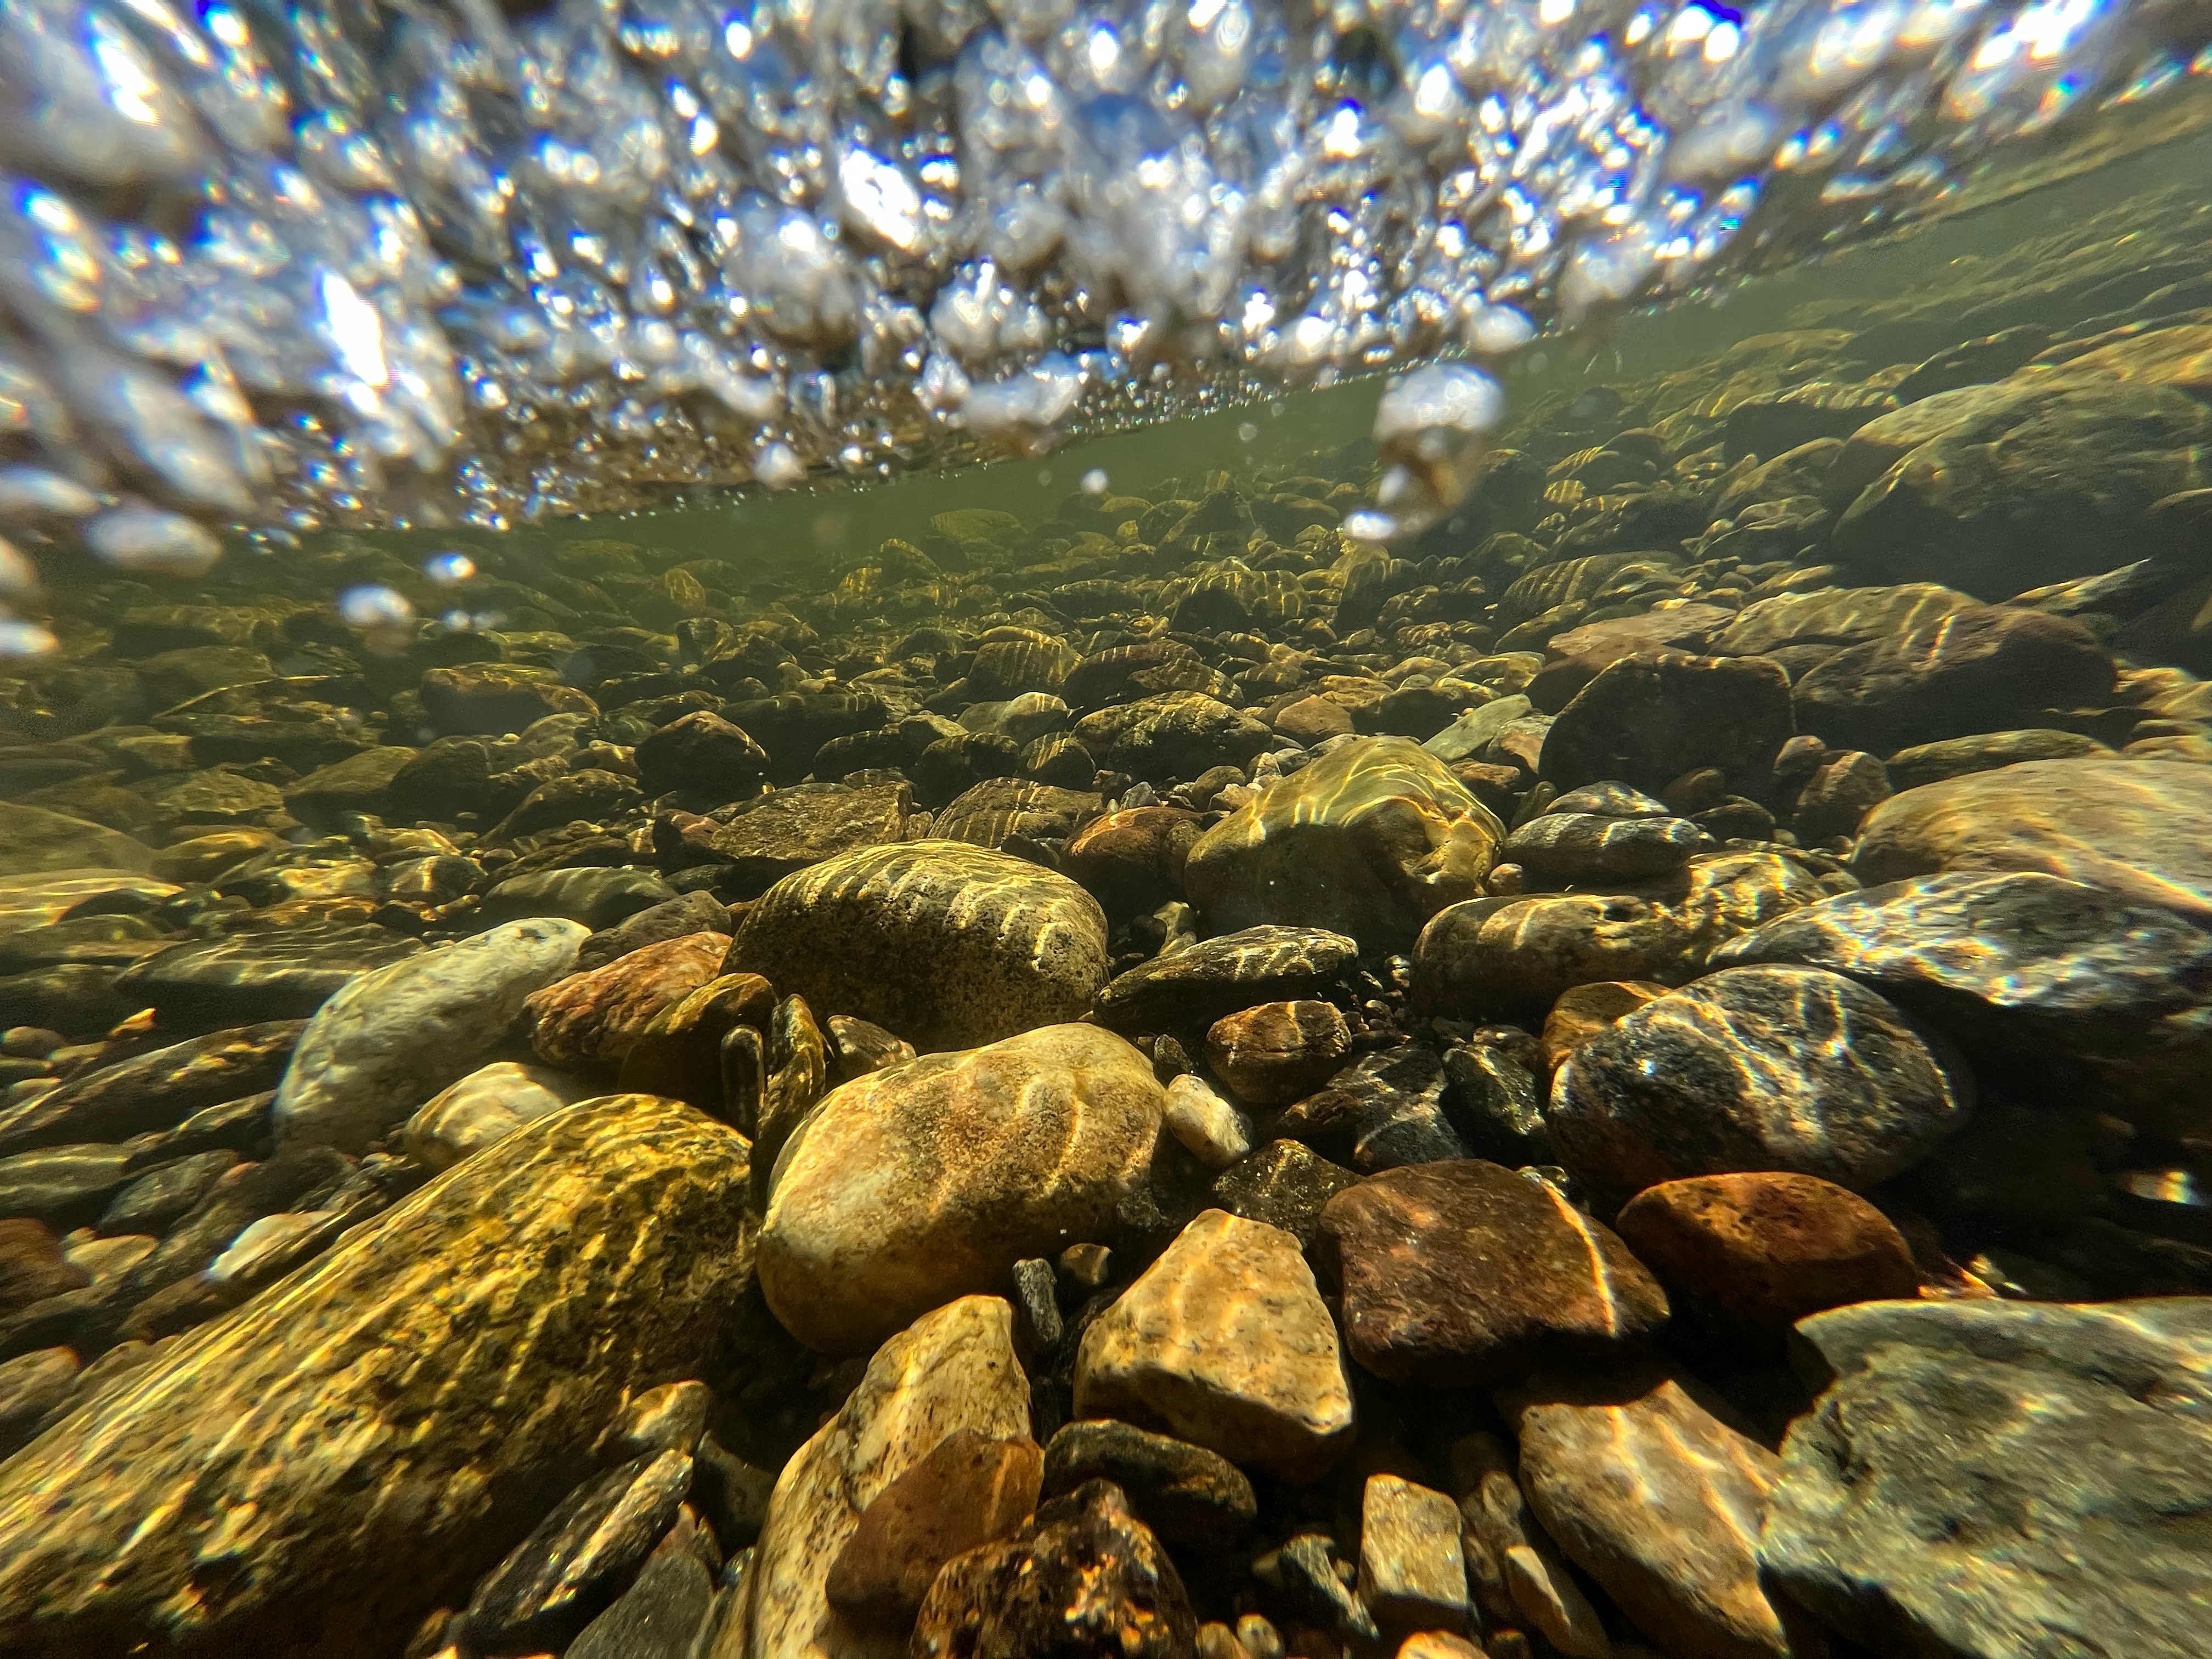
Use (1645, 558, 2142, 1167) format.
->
(825, 1427, 1043, 1630)
(1074, 1209, 1354, 1482)
(1205, 1001, 1351, 1105)
(523, 931, 731, 1066)
(717, 1296, 1030, 1659)
(1541, 981, 1669, 1071)
(401, 1060, 597, 1171)
(758, 1024, 1166, 1354)
(0, 1096, 754, 1657)
(1359, 1475, 1470, 1633)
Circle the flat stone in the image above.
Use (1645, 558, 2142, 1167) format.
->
(1505, 812, 1715, 882)
(1210, 1139, 1360, 1248)
(1074, 1208, 1354, 1482)
(1852, 754, 2212, 923)
(575, 890, 736, 973)
(476, 866, 681, 929)
(1185, 736, 1505, 951)
(0, 1144, 135, 1223)
(0, 809, 157, 877)
(932, 777, 1101, 849)
(1094, 926, 1359, 1034)
(1613, 1173, 1918, 1333)
(1549, 966, 1972, 1209)
(523, 932, 731, 1069)
(1440, 1041, 1553, 1167)
(1317, 1160, 1669, 1385)
(281, 746, 417, 828)
(0, 1096, 753, 1656)
(1760, 1298, 2212, 1659)
(715, 1296, 1030, 1659)
(1359, 1474, 1470, 1634)
(401, 1060, 597, 1172)
(759, 1024, 1165, 1354)
(96, 1149, 238, 1234)
(1163, 1073, 1253, 1170)
(911, 1479, 1197, 1659)
(1538, 652, 1795, 800)
(272, 918, 587, 1152)
(0, 1020, 301, 1157)
(825, 1427, 1043, 1630)
(0, 871, 176, 937)
(462, 1449, 694, 1652)
(726, 840, 1109, 1052)
(1883, 729, 2107, 791)
(1039, 1418, 1258, 1548)
(114, 924, 426, 1024)
(1507, 1371, 1820, 1659)
(566, 1541, 717, 1659)
(1205, 1001, 1350, 1105)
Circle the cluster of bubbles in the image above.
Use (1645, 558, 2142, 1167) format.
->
(0, 0, 2201, 616)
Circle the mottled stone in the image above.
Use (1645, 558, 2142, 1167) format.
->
(1276, 1042, 1468, 1173)
(1412, 894, 1691, 1017)
(0, 810, 157, 877)
(635, 709, 769, 796)
(281, 747, 417, 828)
(1064, 806, 1206, 914)
(1760, 1298, 2212, 1659)
(1787, 752, 1891, 845)
(1505, 812, 1714, 882)
(476, 866, 680, 929)
(566, 1541, 717, 1659)
(0, 1346, 77, 1460)
(1204, 1001, 1350, 1105)
(576, 891, 735, 974)
(0, 1097, 754, 1657)
(1538, 653, 1794, 800)
(1451, 1431, 1610, 1657)
(0, 1020, 301, 1157)
(1440, 1041, 1553, 1167)
(617, 972, 779, 1113)
(1039, 1419, 1257, 1548)
(462, 1449, 694, 1652)
(401, 1060, 597, 1172)
(273, 918, 588, 1152)
(933, 778, 1101, 850)
(825, 1427, 1043, 1630)
(1550, 966, 1971, 1208)
(708, 782, 914, 893)
(1163, 1073, 1254, 1170)
(420, 663, 597, 735)
(1093, 926, 1358, 1034)
(911, 1479, 1197, 1659)
(1508, 1372, 1819, 1659)
(759, 1024, 1165, 1354)
(1210, 1139, 1360, 1248)
(1074, 1209, 1353, 1482)
(97, 1149, 238, 1235)
(1186, 737, 1505, 951)
(716, 1296, 1029, 1659)
(524, 932, 731, 1069)
(1852, 755, 2212, 922)
(1613, 1173, 1918, 1332)
(114, 924, 425, 1023)
(1360, 1475, 1470, 1634)
(1073, 692, 1272, 782)
(0, 1220, 87, 1317)
(726, 840, 1109, 1052)
(1317, 1160, 1668, 1385)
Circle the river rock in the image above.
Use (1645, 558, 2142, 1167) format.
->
(1883, 728, 2107, 791)
(0, 1020, 301, 1157)
(0, 1220, 87, 1316)
(114, 923, 426, 1023)
(718, 1296, 1029, 1659)
(1039, 1419, 1257, 1548)
(1506, 811, 1714, 882)
(1184, 736, 1505, 951)
(1413, 894, 1692, 1017)
(725, 840, 1109, 1051)
(1317, 1160, 1668, 1385)
(824, 1426, 1043, 1630)
(272, 918, 588, 1152)
(0, 809, 157, 877)
(910, 1479, 1197, 1659)
(476, 866, 680, 928)
(0, 1144, 136, 1224)
(1549, 966, 1971, 1209)
(1072, 691, 1271, 781)
(1613, 1173, 1917, 1333)
(1093, 926, 1358, 1034)
(1759, 1297, 2212, 1659)
(1209, 1138, 1361, 1248)
(758, 1023, 1165, 1353)
(1852, 755, 2212, 923)
(1074, 1208, 1354, 1482)
(1538, 652, 1794, 800)
(1063, 806, 1207, 914)
(0, 1095, 754, 1657)
(1508, 1371, 1820, 1659)
(1359, 1474, 1471, 1634)
(1204, 1000, 1350, 1104)
(707, 781, 915, 894)
(401, 1060, 598, 1171)
(575, 890, 736, 972)
(1275, 1041, 1468, 1172)
(634, 709, 769, 797)
(523, 931, 731, 1069)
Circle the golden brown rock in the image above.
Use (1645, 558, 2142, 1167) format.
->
(0, 1095, 754, 1658)
(825, 1427, 1043, 1630)
(524, 931, 731, 1067)
(1540, 981, 1668, 1071)
(1205, 1001, 1351, 1105)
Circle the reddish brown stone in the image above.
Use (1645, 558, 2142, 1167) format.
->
(1204, 1001, 1350, 1105)
(0, 1220, 88, 1318)
(1316, 1160, 1669, 1385)
(826, 1427, 1042, 1631)
(1612, 1172, 1920, 1330)
(522, 932, 730, 1068)
(1065, 807, 1206, 915)
(1539, 980, 1668, 1071)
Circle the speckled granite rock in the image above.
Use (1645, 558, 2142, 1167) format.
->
(0, 1095, 753, 1658)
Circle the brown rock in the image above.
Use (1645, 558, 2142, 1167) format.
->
(912, 1479, 1197, 1659)
(1074, 1209, 1355, 1482)
(1358, 1474, 1471, 1634)
(1611, 1173, 1918, 1331)
(1505, 1372, 1824, 1659)
(1210, 1139, 1361, 1248)
(1065, 807, 1206, 915)
(1539, 981, 1668, 1072)
(523, 932, 731, 1068)
(1316, 1160, 1668, 1386)
(1205, 1002, 1351, 1105)
(826, 1427, 1043, 1631)
(1272, 695, 1355, 745)
(0, 1220, 88, 1317)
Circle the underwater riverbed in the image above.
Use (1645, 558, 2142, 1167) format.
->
(0, 23, 2209, 1659)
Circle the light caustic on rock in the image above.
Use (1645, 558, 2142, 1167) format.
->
(0, 0, 2202, 614)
